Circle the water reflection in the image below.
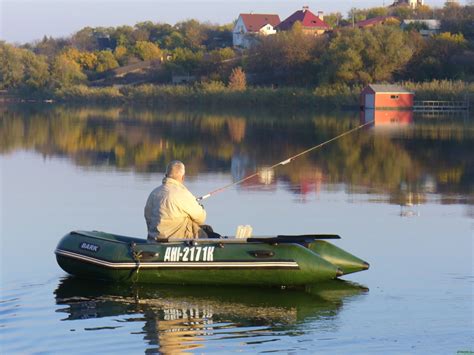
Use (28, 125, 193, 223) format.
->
(1, 104, 472, 205)
(361, 109, 413, 126)
(54, 277, 368, 353)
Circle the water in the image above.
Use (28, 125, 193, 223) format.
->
(1, 104, 473, 353)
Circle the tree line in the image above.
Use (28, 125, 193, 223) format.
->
(0, 2, 472, 97)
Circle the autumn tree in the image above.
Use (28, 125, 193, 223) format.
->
(228, 67, 246, 91)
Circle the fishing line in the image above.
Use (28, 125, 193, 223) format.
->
(197, 120, 374, 201)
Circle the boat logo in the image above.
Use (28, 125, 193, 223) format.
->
(79, 242, 100, 253)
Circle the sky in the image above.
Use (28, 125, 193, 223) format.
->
(0, 0, 458, 44)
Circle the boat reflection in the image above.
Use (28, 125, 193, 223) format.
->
(54, 277, 368, 353)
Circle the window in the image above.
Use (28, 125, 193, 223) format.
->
(390, 95, 399, 99)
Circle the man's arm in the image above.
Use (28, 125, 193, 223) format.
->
(181, 190, 207, 225)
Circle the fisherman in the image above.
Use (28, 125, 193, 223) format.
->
(145, 160, 213, 241)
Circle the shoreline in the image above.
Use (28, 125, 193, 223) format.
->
(1, 81, 473, 110)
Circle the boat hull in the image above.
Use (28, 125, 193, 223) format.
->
(55, 231, 368, 286)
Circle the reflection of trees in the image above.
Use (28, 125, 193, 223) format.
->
(1, 105, 472, 202)
(54, 277, 368, 353)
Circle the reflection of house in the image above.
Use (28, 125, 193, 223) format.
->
(233, 13, 281, 48)
(277, 6, 330, 35)
(360, 84, 414, 110)
(401, 19, 441, 37)
(391, 0, 424, 8)
(354, 16, 399, 28)
(361, 109, 414, 126)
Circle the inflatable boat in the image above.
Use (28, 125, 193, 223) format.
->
(55, 230, 369, 286)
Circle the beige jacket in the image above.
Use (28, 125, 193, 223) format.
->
(144, 177, 207, 240)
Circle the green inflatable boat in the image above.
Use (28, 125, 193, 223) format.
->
(55, 231, 369, 286)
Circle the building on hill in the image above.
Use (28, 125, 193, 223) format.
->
(276, 6, 330, 35)
(354, 16, 400, 28)
(391, 0, 424, 9)
(233, 13, 281, 48)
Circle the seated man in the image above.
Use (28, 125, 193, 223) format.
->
(145, 160, 208, 241)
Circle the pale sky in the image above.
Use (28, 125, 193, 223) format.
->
(1, 0, 456, 44)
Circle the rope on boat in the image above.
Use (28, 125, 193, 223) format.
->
(197, 120, 374, 201)
(129, 242, 142, 283)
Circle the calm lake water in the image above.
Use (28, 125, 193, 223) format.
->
(1, 104, 473, 354)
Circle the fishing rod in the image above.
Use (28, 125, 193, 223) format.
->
(197, 120, 374, 201)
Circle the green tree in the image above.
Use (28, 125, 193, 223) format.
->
(163, 31, 186, 49)
(367, 7, 389, 19)
(51, 54, 86, 87)
(324, 13, 343, 28)
(0, 43, 25, 88)
(176, 20, 207, 49)
(22, 51, 50, 90)
(405, 32, 469, 80)
(71, 27, 99, 51)
(320, 26, 413, 84)
(95, 50, 119, 72)
(248, 22, 322, 85)
(134, 41, 162, 61)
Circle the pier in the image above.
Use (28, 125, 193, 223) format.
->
(413, 100, 469, 114)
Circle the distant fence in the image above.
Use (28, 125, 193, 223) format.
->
(413, 100, 469, 113)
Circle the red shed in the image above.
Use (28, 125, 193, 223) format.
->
(360, 84, 414, 110)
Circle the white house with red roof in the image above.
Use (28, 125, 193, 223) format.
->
(233, 13, 281, 48)
(277, 6, 330, 35)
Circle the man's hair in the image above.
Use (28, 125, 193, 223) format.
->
(165, 160, 185, 179)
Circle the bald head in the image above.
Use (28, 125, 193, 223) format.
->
(165, 160, 185, 182)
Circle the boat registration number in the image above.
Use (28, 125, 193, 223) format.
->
(164, 246, 215, 262)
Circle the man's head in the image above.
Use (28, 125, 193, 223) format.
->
(165, 160, 185, 183)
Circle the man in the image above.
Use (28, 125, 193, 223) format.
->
(145, 160, 207, 241)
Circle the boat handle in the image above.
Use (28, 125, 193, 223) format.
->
(248, 250, 275, 258)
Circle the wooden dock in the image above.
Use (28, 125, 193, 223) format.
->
(413, 100, 469, 113)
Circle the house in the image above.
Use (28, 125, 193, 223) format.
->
(354, 16, 399, 28)
(276, 6, 330, 35)
(391, 0, 424, 8)
(233, 13, 281, 48)
(401, 19, 441, 36)
(360, 84, 414, 110)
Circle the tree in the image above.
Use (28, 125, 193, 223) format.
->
(405, 32, 469, 80)
(22, 51, 50, 90)
(320, 26, 413, 84)
(95, 50, 119, 72)
(228, 67, 246, 90)
(163, 31, 186, 49)
(134, 41, 161, 61)
(176, 20, 207, 49)
(248, 22, 322, 85)
(71, 27, 99, 51)
(0, 43, 25, 88)
(51, 54, 86, 87)
(323, 13, 343, 28)
(367, 7, 389, 19)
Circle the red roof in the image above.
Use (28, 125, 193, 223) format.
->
(277, 9, 330, 31)
(355, 16, 398, 28)
(239, 14, 281, 32)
